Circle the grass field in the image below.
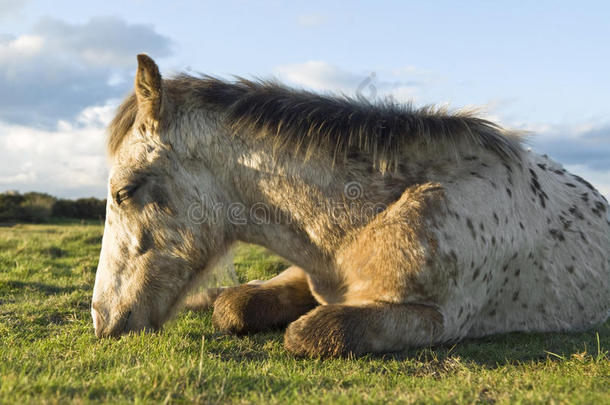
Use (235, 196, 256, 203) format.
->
(0, 222, 608, 404)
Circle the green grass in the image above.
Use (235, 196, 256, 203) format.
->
(0, 222, 608, 404)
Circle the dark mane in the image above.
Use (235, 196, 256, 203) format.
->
(109, 74, 523, 165)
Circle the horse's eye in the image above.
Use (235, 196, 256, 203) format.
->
(115, 184, 139, 205)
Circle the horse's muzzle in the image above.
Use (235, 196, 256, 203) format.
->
(92, 302, 135, 338)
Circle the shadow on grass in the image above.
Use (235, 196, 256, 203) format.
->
(184, 308, 609, 368)
(366, 321, 610, 367)
(0, 279, 82, 295)
(194, 329, 282, 361)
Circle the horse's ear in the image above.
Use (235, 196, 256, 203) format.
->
(135, 54, 162, 121)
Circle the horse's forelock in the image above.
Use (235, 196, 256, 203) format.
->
(108, 93, 138, 157)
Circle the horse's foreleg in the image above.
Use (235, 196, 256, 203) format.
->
(284, 302, 443, 357)
(182, 287, 227, 311)
(212, 266, 318, 334)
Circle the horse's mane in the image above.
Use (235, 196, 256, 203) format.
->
(109, 74, 523, 166)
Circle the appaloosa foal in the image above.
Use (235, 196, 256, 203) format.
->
(91, 54, 610, 357)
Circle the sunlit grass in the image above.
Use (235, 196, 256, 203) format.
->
(0, 223, 608, 403)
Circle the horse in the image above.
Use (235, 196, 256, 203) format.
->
(91, 54, 610, 357)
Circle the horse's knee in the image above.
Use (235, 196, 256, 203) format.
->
(212, 285, 277, 334)
(212, 281, 318, 334)
(284, 305, 365, 357)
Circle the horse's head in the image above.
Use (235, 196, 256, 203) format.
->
(92, 55, 231, 337)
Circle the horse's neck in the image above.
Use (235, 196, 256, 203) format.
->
(203, 129, 501, 270)
(212, 139, 341, 269)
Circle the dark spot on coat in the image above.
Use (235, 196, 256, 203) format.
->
(558, 215, 572, 230)
(592, 201, 607, 218)
(449, 250, 458, 262)
(472, 267, 481, 280)
(579, 231, 588, 243)
(549, 229, 565, 241)
(512, 291, 520, 301)
(466, 218, 476, 239)
(566, 265, 574, 274)
(572, 174, 596, 191)
(506, 188, 512, 198)
(493, 212, 499, 225)
(538, 194, 547, 208)
(568, 206, 585, 220)
(537, 163, 547, 171)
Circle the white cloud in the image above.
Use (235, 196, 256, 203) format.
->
(0, 34, 43, 55)
(0, 101, 116, 198)
(274, 61, 362, 93)
(30, 16, 172, 68)
(0, 16, 172, 127)
(0, 15, 174, 197)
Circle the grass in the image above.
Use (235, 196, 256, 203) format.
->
(0, 222, 608, 404)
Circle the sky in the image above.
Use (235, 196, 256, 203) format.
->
(1, 0, 609, 198)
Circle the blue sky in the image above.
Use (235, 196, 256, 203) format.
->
(1, 0, 609, 198)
